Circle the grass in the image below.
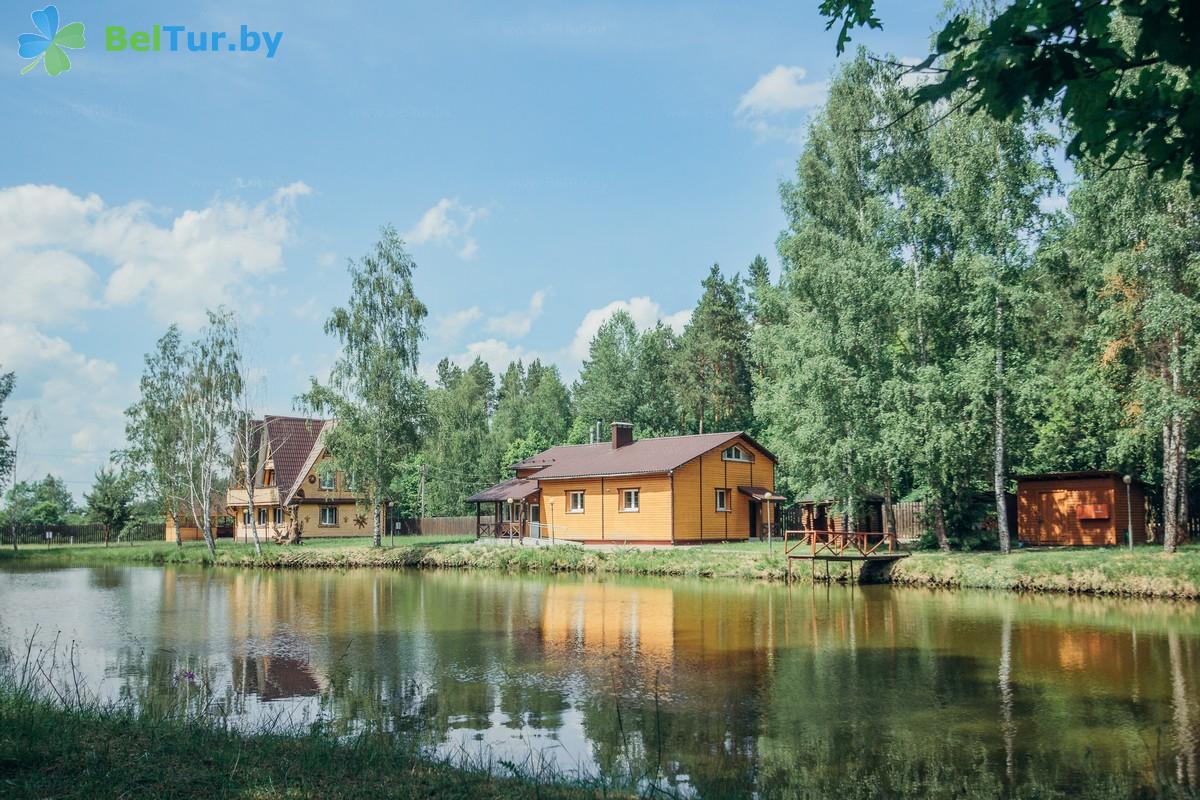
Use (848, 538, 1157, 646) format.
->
(0, 644, 621, 800)
(3, 536, 1200, 600)
(887, 543, 1200, 599)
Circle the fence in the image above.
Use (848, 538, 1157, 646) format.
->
(781, 501, 926, 543)
(391, 515, 477, 537)
(3, 522, 167, 547)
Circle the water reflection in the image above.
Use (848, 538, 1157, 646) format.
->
(1, 564, 1198, 796)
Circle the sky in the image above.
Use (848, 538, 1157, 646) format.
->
(1, 0, 945, 497)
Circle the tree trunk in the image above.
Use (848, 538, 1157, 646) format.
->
(1180, 432, 1189, 547)
(171, 513, 181, 548)
(372, 498, 382, 548)
(201, 512, 217, 558)
(994, 295, 1011, 554)
(1164, 347, 1182, 552)
(247, 484, 262, 557)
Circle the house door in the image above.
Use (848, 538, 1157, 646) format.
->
(530, 503, 541, 538)
(749, 501, 759, 539)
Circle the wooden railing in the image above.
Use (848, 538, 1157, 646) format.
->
(783, 529, 898, 558)
(476, 521, 523, 540)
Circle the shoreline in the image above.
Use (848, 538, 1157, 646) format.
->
(1, 537, 1198, 601)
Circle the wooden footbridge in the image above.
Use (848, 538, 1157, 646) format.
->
(783, 529, 909, 582)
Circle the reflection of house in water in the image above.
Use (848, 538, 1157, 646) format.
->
(232, 653, 322, 701)
(540, 582, 676, 664)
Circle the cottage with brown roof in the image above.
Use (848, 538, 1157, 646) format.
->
(226, 415, 369, 540)
(467, 423, 783, 545)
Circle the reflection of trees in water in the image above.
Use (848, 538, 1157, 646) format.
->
(74, 565, 1200, 796)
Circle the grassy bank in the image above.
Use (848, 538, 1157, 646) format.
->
(0, 692, 614, 799)
(0, 536, 792, 581)
(3, 537, 1200, 599)
(885, 544, 1200, 599)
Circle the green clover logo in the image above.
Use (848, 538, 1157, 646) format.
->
(18, 5, 85, 76)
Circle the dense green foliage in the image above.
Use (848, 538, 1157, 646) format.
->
(83, 467, 134, 545)
(302, 226, 428, 546)
(1, 475, 77, 529)
(819, 0, 1200, 192)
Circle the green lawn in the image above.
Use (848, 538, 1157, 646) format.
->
(3, 535, 1199, 599)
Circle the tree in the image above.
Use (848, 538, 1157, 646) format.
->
(524, 360, 573, 444)
(672, 265, 753, 434)
(177, 311, 242, 557)
(820, 0, 1200, 191)
(1068, 165, 1200, 551)
(570, 311, 640, 442)
(422, 358, 494, 515)
(302, 225, 428, 547)
(121, 328, 188, 547)
(4, 475, 75, 528)
(0, 370, 13, 503)
(634, 324, 682, 437)
(85, 467, 133, 547)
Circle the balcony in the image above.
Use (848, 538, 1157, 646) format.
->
(226, 487, 280, 507)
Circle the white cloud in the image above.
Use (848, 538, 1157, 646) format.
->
(735, 65, 826, 143)
(0, 181, 311, 331)
(737, 66, 827, 116)
(567, 296, 690, 362)
(317, 250, 338, 268)
(404, 197, 488, 259)
(5, 250, 101, 324)
(0, 322, 129, 492)
(434, 306, 483, 340)
(485, 290, 546, 339)
(463, 338, 534, 373)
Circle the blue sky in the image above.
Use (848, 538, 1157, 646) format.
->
(1, 0, 944, 495)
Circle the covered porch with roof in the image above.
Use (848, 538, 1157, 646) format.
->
(466, 478, 541, 540)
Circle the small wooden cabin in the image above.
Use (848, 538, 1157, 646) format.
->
(1016, 471, 1147, 547)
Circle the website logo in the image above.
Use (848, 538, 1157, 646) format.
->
(17, 5, 85, 76)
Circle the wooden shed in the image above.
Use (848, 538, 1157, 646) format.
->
(793, 495, 885, 533)
(1015, 471, 1147, 547)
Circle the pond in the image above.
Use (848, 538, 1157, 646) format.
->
(1, 564, 1197, 797)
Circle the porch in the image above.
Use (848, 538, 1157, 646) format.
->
(466, 478, 541, 541)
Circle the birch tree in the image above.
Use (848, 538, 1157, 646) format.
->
(302, 225, 427, 548)
(178, 310, 242, 557)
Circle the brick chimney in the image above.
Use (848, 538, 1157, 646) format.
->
(611, 422, 634, 449)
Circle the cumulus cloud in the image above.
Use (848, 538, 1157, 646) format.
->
(0, 322, 128, 486)
(0, 181, 311, 331)
(404, 197, 488, 259)
(567, 296, 690, 362)
(485, 290, 546, 339)
(735, 65, 827, 143)
(434, 306, 483, 340)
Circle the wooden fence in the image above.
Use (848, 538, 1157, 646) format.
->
(392, 515, 477, 536)
(781, 501, 926, 542)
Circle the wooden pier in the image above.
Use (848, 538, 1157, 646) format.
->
(783, 529, 909, 582)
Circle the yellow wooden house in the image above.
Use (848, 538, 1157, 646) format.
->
(225, 415, 371, 541)
(468, 423, 783, 545)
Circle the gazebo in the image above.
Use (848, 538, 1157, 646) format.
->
(466, 478, 540, 540)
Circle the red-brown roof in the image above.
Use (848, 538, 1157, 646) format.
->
(514, 431, 775, 480)
(263, 415, 327, 501)
(466, 477, 540, 503)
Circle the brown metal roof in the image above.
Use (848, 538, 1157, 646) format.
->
(515, 431, 775, 480)
(262, 415, 327, 502)
(1014, 470, 1146, 486)
(466, 478, 540, 503)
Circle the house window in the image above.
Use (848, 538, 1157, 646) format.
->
(242, 510, 251, 525)
(620, 489, 640, 512)
(273, 507, 284, 525)
(319, 470, 336, 490)
(262, 469, 274, 486)
(568, 491, 585, 513)
(715, 488, 731, 512)
(257, 508, 268, 525)
(722, 445, 752, 462)
(320, 506, 338, 526)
